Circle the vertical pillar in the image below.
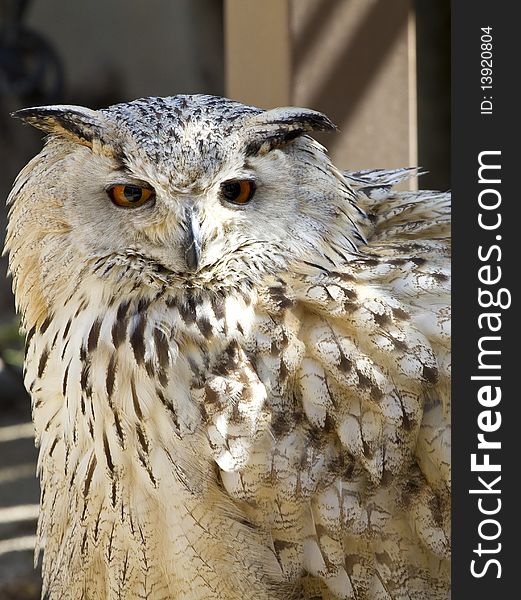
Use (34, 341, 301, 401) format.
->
(224, 0, 291, 108)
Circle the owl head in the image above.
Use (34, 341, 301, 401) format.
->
(6, 95, 365, 326)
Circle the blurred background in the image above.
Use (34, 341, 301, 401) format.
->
(0, 0, 449, 597)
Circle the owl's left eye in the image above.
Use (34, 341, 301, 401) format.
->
(107, 184, 155, 208)
(221, 179, 256, 205)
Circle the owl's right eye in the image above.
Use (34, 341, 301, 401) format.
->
(107, 184, 155, 208)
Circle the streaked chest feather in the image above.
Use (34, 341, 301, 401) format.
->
(27, 282, 284, 599)
(25, 261, 450, 600)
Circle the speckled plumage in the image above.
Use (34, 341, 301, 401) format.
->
(5, 95, 450, 600)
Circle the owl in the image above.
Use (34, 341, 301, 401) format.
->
(5, 95, 450, 600)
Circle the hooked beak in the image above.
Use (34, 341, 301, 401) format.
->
(183, 207, 202, 272)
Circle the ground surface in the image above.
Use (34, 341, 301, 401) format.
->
(0, 384, 41, 600)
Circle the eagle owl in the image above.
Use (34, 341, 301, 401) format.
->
(5, 95, 450, 600)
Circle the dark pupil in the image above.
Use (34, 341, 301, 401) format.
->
(222, 182, 242, 200)
(123, 186, 143, 203)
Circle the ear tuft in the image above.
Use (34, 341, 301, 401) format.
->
(243, 106, 337, 155)
(255, 107, 337, 133)
(11, 105, 103, 145)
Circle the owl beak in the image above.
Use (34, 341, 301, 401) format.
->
(183, 208, 202, 272)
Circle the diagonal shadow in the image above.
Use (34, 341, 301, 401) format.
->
(292, 0, 347, 71)
(293, 0, 410, 154)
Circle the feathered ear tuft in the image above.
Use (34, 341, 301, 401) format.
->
(11, 105, 104, 146)
(243, 107, 337, 155)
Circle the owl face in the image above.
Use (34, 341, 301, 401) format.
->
(10, 95, 358, 298)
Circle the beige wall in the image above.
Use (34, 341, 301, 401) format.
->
(225, 0, 417, 179)
(225, 0, 291, 107)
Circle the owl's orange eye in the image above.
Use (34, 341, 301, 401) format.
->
(221, 179, 256, 205)
(108, 184, 155, 208)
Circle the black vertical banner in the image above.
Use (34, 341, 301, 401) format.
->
(452, 2, 518, 598)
